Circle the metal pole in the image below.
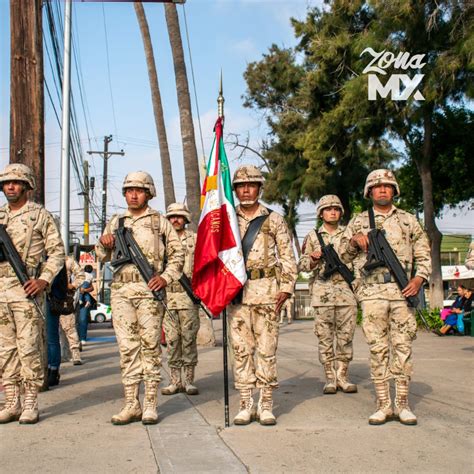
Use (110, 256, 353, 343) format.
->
(222, 308, 230, 427)
(59, 0, 72, 251)
(83, 160, 90, 245)
(101, 135, 112, 234)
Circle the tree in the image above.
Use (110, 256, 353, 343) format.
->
(10, 0, 44, 203)
(135, 2, 176, 208)
(164, 3, 201, 228)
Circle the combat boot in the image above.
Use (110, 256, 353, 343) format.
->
(257, 387, 276, 426)
(184, 366, 199, 395)
(71, 349, 83, 366)
(142, 381, 159, 425)
(233, 388, 255, 425)
(336, 361, 358, 393)
(368, 382, 393, 425)
(394, 379, 417, 425)
(323, 362, 337, 394)
(19, 383, 39, 424)
(0, 384, 22, 424)
(111, 384, 142, 425)
(161, 368, 183, 395)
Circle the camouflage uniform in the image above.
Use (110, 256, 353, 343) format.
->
(0, 164, 65, 424)
(230, 165, 297, 426)
(162, 203, 200, 395)
(465, 242, 474, 270)
(96, 172, 184, 425)
(279, 296, 294, 324)
(340, 169, 431, 425)
(299, 195, 357, 394)
(59, 256, 85, 364)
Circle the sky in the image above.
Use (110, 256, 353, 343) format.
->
(0, 0, 472, 244)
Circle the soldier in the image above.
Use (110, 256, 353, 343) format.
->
(279, 296, 294, 325)
(96, 172, 184, 425)
(299, 195, 358, 395)
(229, 165, 297, 426)
(0, 163, 65, 424)
(340, 169, 431, 425)
(161, 203, 200, 396)
(465, 242, 474, 270)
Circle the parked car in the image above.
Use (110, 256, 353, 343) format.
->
(90, 303, 112, 323)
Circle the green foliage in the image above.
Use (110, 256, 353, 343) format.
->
(416, 308, 444, 330)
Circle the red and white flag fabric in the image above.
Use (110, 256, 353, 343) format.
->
(192, 117, 247, 316)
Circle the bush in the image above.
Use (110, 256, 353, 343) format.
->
(416, 308, 443, 330)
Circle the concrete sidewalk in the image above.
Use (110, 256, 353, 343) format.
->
(1, 321, 473, 473)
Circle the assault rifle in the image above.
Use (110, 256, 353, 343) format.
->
(179, 273, 213, 320)
(363, 208, 430, 330)
(0, 224, 45, 318)
(315, 231, 354, 287)
(110, 223, 174, 319)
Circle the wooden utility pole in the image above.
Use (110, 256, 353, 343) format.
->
(9, 0, 44, 204)
(79, 161, 91, 245)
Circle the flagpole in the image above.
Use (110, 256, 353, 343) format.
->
(217, 72, 230, 428)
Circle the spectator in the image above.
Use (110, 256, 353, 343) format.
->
(78, 265, 96, 346)
(437, 287, 473, 336)
(440, 285, 465, 321)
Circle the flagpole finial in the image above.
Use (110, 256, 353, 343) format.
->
(218, 70, 224, 119)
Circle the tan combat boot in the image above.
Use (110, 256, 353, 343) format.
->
(161, 368, 183, 395)
(323, 362, 337, 394)
(336, 361, 358, 393)
(71, 349, 83, 366)
(257, 387, 276, 426)
(233, 388, 255, 425)
(368, 381, 393, 425)
(394, 379, 417, 425)
(19, 383, 39, 424)
(142, 381, 159, 425)
(184, 366, 199, 395)
(111, 384, 142, 425)
(0, 384, 22, 424)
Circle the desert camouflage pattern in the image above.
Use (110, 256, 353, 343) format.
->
(165, 202, 191, 223)
(0, 202, 65, 302)
(0, 163, 36, 190)
(361, 300, 417, 382)
(113, 297, 163, 384)
(232, 165, 265, 186)
(0, 200, 65, 388)
(313, 306, 357, 364)
(279, 296, 294, 323)
(363, 168, 400, 198)
(163, 308, 200, 368)
(164, 229, 200, 368)
(229, 304, 280, 389)
(236, 204, 297, 305)
(299, 225, 356, 307)
(229, 204, 297, 389)
(167, 230, 196, 310)
(465, 242, 474, 270)
(96, 206, 184, 385)
(316, 194, 344, 217)
(340, 206, 431, 302)
(122, 171, 156, 198)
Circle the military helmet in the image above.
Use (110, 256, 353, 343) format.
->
(166, 202, 191, 223)
(0, 163, 36, 190)
(232, 165, 265, 188)
(364, 168, 400, 198)
(122, 171, 156, 197)
(316, 194, 344, 217)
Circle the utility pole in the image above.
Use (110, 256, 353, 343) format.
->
(87, 135, 124, 233)
(78, 161, 91, 245)
(9, 0, 44, 204)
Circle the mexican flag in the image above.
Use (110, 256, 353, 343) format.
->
(192, 117, 247, 316)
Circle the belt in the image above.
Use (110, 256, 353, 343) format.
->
(168, 282, 184, 293)
(246, 267, 276, 280)
(116, 271, 142, 283)
(363, 272, 394, 284)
